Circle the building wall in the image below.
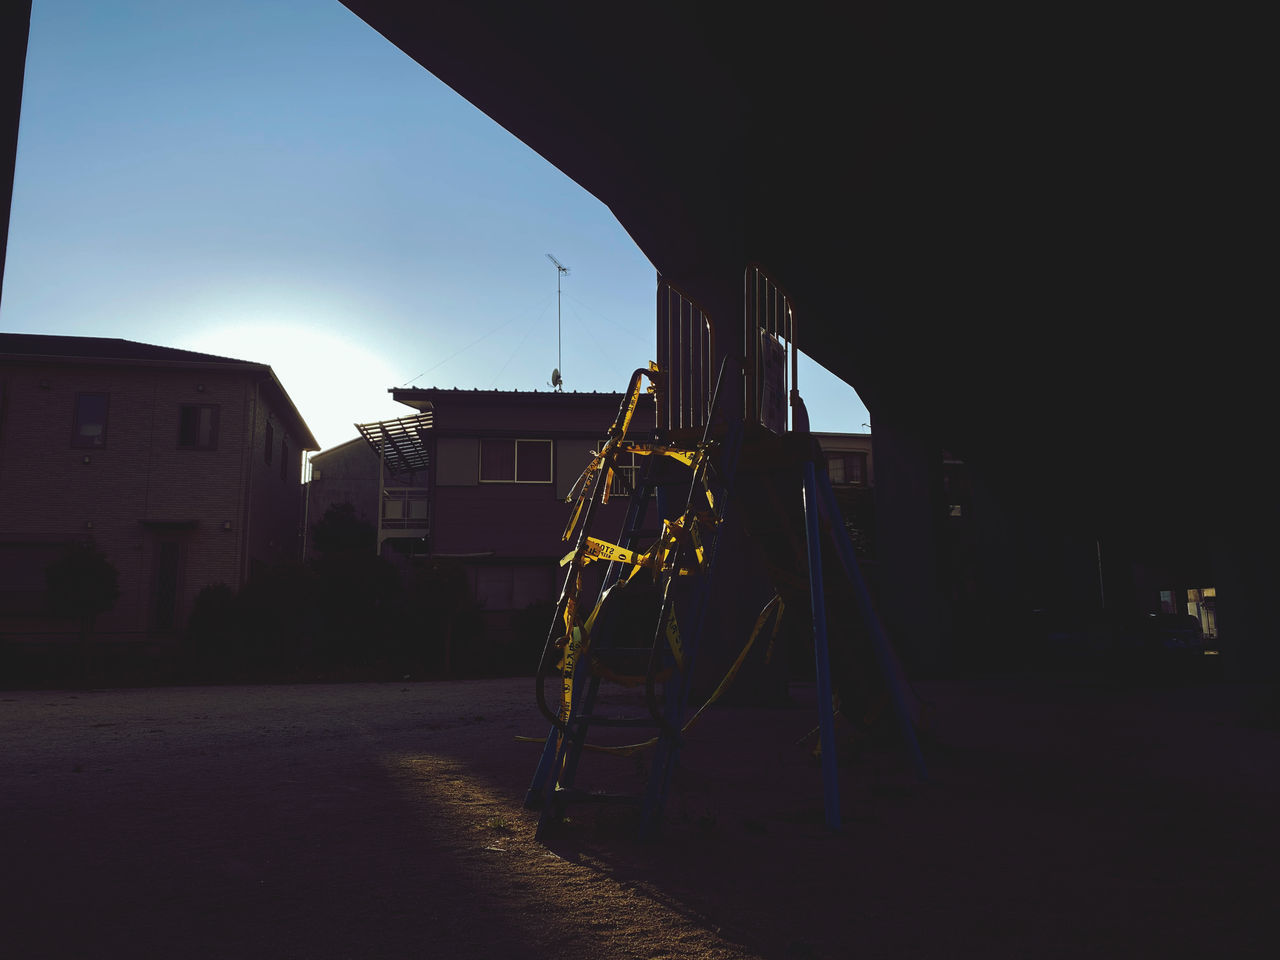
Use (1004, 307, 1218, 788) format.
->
(242, 380, 308, 576)
(814, 432, 873, 487)
(0, 359, 306, 638)
(304, 438, 382, 557)
(303, 391, 645, 617)
(431, 437, 616, 559)
(425, 391, 624, 435)
(304, 438, 431, 560)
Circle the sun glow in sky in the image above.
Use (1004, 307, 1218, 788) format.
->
(176, 320, 406, 447)
(2, 0, 869, 452)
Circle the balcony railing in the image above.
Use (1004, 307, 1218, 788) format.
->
(381, 487, 430, 530)
(744, 264, 796, 434)
(655, 277, 714, 434)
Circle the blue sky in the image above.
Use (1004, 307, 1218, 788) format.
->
(2, 0, 869, 450)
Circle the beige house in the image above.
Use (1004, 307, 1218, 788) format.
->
(814, 431, 873, 488)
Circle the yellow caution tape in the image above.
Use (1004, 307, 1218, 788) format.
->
(561, 465, 593, 541)
(522, 592, 787, 758)
(688, 519, 706, 570)
(581, 537, 639, 566)
(663, 604, 685, 672)
(680, 594, 781, 733)
(616, 441, 696, 467)
(559, 626, 583, 722)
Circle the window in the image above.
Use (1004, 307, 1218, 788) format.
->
(516, 439, 552, 483)
(480, 438, 514, 481)
(826, 452, 867, 485)
(72, 393, 109, 448)
(847, 453, 867, 485)
(436, 438, 479, 486)
(264, 422, 274, 465)
(178, 405, 219, 449)
(280, 438, 289, 480)
(609, 450, 640, 496)
(473, 564, 553, 611)
(479, 438, 553, 483)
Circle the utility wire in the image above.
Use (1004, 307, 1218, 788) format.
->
(562, 293, 649, 342)
(401, 294, 553, 386)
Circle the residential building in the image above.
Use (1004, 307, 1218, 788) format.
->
(306, 388, 653, 633)
(814, 432, 873, 488)
(0, 333, 318, 641)
(305, 390, 884, 637)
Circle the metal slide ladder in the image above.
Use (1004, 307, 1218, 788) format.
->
(525, 362, 742, 839)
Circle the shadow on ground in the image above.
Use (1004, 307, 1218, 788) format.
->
(1, 675, 1275, 958)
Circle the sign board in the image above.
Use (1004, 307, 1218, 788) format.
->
(759, 331, 787, 434)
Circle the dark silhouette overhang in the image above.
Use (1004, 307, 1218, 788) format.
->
(338, 3, 1242, 533)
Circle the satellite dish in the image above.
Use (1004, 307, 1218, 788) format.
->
(550, 368, 563, 391)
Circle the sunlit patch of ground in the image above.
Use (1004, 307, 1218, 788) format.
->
(0, 677, 1275, 958)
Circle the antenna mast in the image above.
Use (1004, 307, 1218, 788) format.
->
(546, 253, 569, 390)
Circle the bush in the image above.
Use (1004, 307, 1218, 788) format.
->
(44, 540, 119, 633)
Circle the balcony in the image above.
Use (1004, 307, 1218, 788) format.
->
(378, 486, 430, 556)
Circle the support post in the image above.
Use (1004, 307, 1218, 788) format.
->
(801, 459, 841, 832)
(816, 471, 930, 783)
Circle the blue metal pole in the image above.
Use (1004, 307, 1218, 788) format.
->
(802, 459, 841, 831)
(524, 723, 561, 809)
(815, 470, 929, 783)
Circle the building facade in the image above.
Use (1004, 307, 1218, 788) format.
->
(306, 388, 652, 629)
(0, 334, 317, 641)
(306, 390, 880, 627)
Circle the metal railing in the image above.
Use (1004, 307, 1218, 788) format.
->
(743, 264, 797, 434)
(380, 487, 430, 530)
(655, 277, 714, 433)
(608, 458, 639, 497)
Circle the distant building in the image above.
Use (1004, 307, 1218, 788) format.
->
(814, 431, 873, 488)
(0, 333, 317, 641)
(304, 436, 390, 551)
(306, 388, 645, 632)
(305, 390, 883, 635)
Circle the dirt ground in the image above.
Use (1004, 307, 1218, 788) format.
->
(1, 674, 1276, 959)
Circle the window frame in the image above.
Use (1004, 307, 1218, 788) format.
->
(608, 449, 640, 497)
(71, 392, 109, 449)
(478, 438, 554, 484)
(827, 451, 867, 486)
(515, 438, 553, 484)
(177, 403, 220, 450)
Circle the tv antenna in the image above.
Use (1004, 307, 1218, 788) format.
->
(546, 253, 569, 391)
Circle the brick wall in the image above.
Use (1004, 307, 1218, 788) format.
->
(0, 359, 306, 639)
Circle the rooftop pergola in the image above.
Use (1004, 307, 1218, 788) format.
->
(355, 411, 433, 480)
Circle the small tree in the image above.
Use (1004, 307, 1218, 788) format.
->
(45, 540, 120, 644)
(309, 502, 400, 671)
(310, 502, 376, 558)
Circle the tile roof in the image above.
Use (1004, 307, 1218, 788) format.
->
(0, 333, 260, 365)
(1, 332, 318, 449)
